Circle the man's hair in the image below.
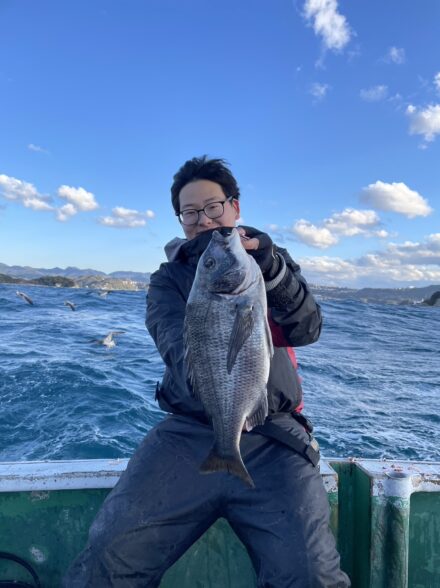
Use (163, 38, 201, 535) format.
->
(171, 155, 240, 213)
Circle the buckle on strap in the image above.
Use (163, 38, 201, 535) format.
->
(305, 437, 320, 466)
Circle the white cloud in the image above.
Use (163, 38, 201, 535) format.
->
(360, 85, 388, 102)
(0, 174, 103, 222)
(435, 72, 440, 93)
(0, 174, 39, 201)
(23, 197, 53, 211)
(57, 185, 99, 211)
(310, 82, 330, 100)
(303, 0, 351, 52)
(406, 103, 440, 143)
(0, 174, 53, 210)
(383, 233, 440, 265)
(28, 143, 48, 153)
(360, 181, 433, 218)
(298, 233, 440, 286)
(298, 256, 359, 284)
(374, 229, 390, 239)
(292, 220, 338, 249)
(324, 208, 381, 236)
(98, 206, 155, 228)
(291, 208, 385, 249)
(384, 46, 406, 64)
(56, 203, 78, 222)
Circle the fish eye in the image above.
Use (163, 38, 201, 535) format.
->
(204, 257, 216, 269)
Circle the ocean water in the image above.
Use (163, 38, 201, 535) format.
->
(1, 283, 439, 463)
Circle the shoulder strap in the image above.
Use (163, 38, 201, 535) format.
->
(253, 421, 320, 467)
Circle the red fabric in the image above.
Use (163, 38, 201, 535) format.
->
(268, 314, 288, 347)
(286, 346, 298, 369)
(294, 399, 304, 413)
(268, 314, 303, 409)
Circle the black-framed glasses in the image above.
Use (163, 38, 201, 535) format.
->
(177, 196, 234, 226)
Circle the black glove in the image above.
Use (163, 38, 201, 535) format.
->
(238, 226, 279, 277)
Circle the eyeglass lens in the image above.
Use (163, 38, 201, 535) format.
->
(179, 200, 229, 225)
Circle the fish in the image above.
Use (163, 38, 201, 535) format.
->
(16, 291, 33, 305)
(184, 228, 273, 488)
(64, 300, 76, 311)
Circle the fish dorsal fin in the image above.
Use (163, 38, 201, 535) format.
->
(245, 393, 268, 431)
(226, 300, 254, 374)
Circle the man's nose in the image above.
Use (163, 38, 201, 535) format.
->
(197, 211, 213, 226)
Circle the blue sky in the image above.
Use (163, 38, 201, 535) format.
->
(1, 0, 439, 287)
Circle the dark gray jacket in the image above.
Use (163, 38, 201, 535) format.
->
(146, 229, 322, 422)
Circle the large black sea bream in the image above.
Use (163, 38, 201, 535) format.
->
(183, 228, 273, 488)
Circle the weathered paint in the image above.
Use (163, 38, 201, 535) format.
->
(0, 459, 128, 492)
(317, 458, 440, 588)
(0, 488, 110, 586)
(408, 492, 440, 587)
(370, 493, 410, 587)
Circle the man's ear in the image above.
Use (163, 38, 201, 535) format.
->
(232, 198, 240, 219)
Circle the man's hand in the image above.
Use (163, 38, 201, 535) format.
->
(237, 226, 277, 276)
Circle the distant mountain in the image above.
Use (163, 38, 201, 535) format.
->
(73, 275, 147, 291)
(310, 284, 440, 305)
(1, 263, 439, 303)
(0, 272, 147, 291)
(108, 270, 152, 282)
(0, 273, 75, 287)
(0, 262, 150, 284)
(309, 285, 357, 300)
(351, 285, 440, 304)
(422, 291, 440, 306)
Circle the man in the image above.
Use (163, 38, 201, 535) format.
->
(63, 156, 350, 587)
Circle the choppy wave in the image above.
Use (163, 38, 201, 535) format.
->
(297, 299, 440, 461)
(1, 284, 439, 462)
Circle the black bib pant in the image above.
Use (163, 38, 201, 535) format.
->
(63, 415, 350, 588)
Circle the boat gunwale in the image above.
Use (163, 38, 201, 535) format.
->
(0, 457, 439, 492)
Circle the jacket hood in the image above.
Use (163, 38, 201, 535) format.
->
(164, 237, 186, 262)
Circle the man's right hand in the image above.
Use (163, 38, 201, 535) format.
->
(237, 226, 277, 276)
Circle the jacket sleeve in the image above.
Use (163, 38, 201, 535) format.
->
(266, 247, 322, 348)
(146, 264, 204, 417)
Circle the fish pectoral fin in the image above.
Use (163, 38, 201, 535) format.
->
(183, 308, 203, 401)
(265, 316, 274, 358)
(185, 360, 201, 401)
(183, 343, 200, 400)
(227, 302, 254, 374)
(245, 393, 268, 431)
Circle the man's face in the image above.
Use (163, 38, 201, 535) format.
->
(178, 179, 240, 240)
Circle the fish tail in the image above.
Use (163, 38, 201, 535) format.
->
(199, 447, 255, 489)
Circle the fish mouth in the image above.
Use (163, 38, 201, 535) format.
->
(212, 228, 237, 241)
